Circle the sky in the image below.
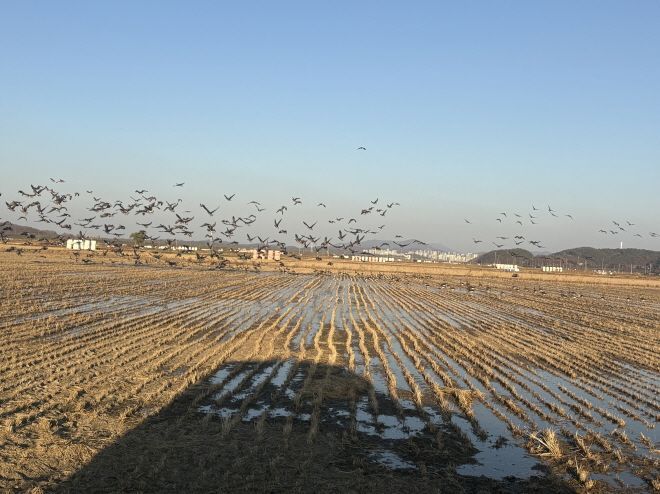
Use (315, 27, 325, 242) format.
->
(1, 1, 659, 252)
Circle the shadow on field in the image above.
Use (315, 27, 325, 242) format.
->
(55, 360, 575, 494)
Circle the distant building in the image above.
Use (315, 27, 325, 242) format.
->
(66, 239, 96, 251)
(249, 249, 281, 260)
(364, 248, 477, 263)
(494, 263, 519, 272)
(351, 254, 395, 263)
(542, 266, 563, 273)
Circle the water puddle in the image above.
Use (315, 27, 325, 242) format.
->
(452, 411, 540, 479)
(369, 450, 417, 470)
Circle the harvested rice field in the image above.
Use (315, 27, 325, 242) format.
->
(0, 255, 658, 493)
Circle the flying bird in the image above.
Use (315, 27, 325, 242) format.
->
(356, 146, 366, 151)
(200, 204, 219, 216)
(224, 194, 235, 201)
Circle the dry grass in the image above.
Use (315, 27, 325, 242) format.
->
(0, 251, 657, 492)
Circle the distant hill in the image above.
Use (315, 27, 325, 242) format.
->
(0, 222, 59, 239)
(472, 249, 535, 265)
(554, 247, 660, 270)
(472, 247, 660, 273)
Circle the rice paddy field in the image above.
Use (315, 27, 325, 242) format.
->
(0, 253, 658, 493)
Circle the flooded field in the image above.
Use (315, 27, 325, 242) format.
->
(0, 256, 657, 493)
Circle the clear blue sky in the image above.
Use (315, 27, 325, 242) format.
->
(1, 1, 659, 251)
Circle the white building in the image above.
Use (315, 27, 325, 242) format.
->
(66, 239, 97, 251)
(494, 263, 519, 272)
(542, 266, 563, 273)
(248, 249, 281, 260)
(351, 255, 395, 263)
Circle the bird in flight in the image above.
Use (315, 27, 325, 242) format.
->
(356, 146, 366, 151)
(224, 194, 235, 201)
(317, 202, 326, 208)
(464, 219, 471, 224)
(200, 204, 219, 216)
(173, 182, 185, 187)
(473, 238, 482, 244)
(50, 178, 65, 183)
(302, 221, 317, 230)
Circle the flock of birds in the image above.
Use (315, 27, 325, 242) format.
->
(0, 176, 657, 267)
(0, 178, 428, 265)
(465, 204, 657, 252)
